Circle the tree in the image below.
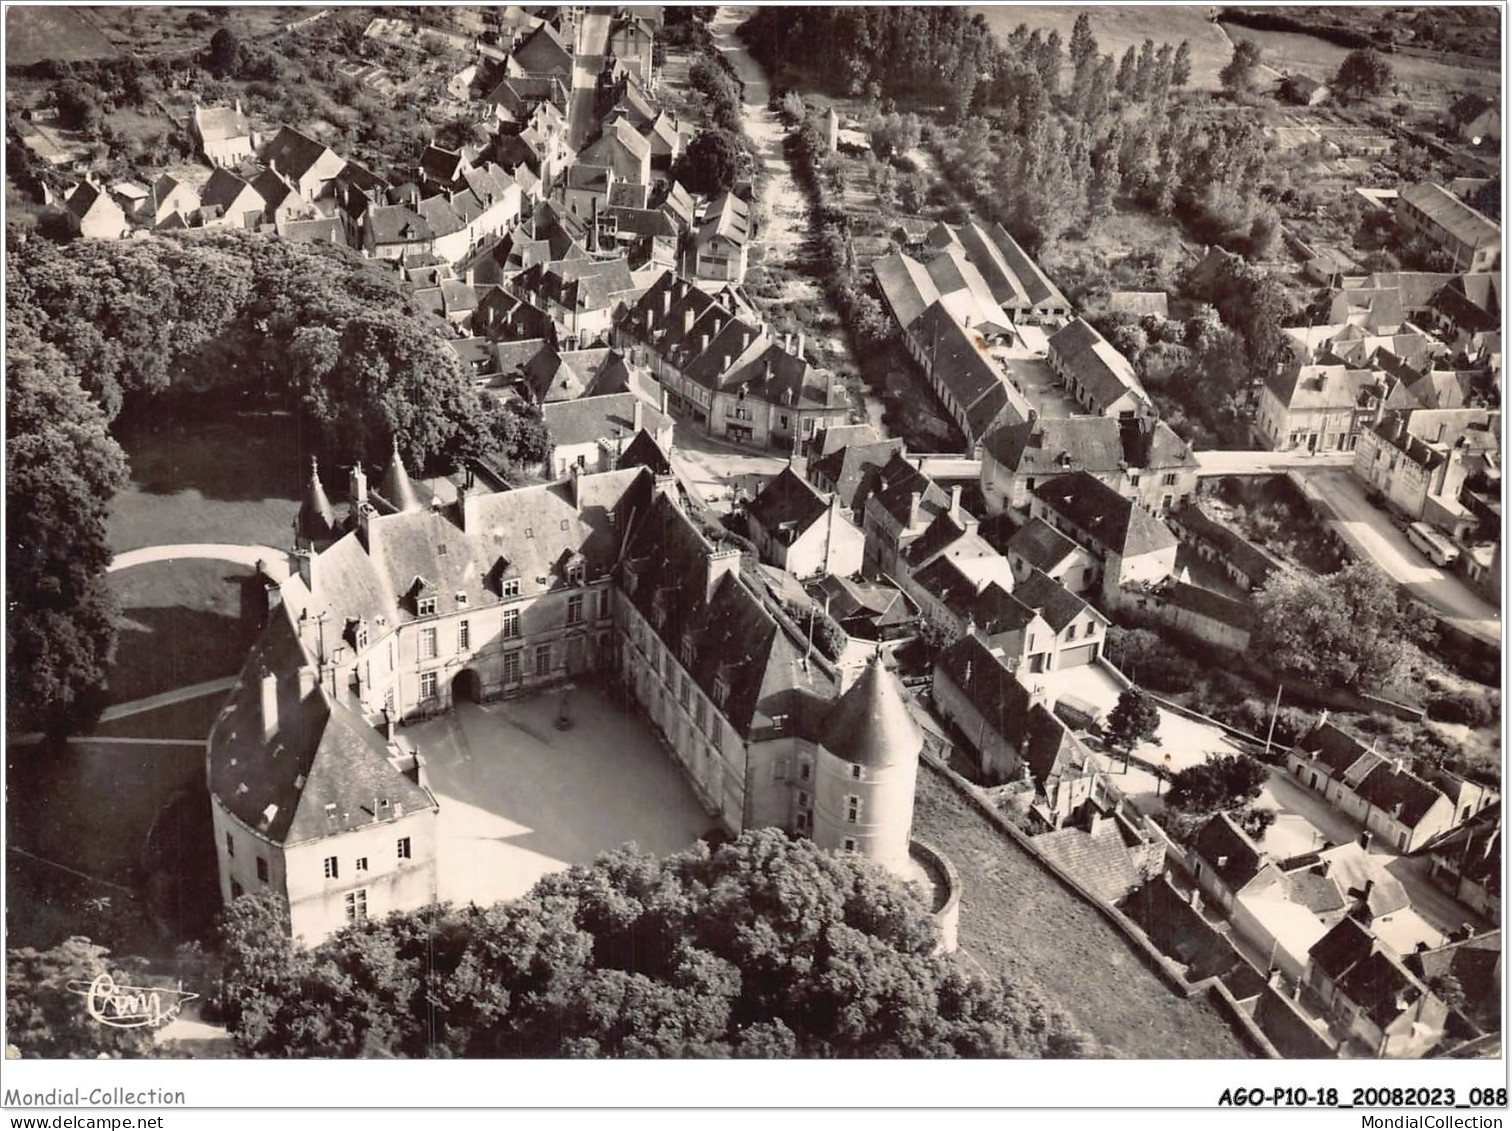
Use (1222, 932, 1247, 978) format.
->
(208, 27, 242, 78)
(1334, 49, 1393, 102)
(674, 129, 743, 196)
(1251, 561, 1425, 689)
(1171, 40, 1192, 88)
(1115, 46, 1138, 96)
(214, 831, 1096, 1058)
(1219, 39, 1264, 94)
(1068, 13, 1098, 74)
(6, 938, 156, 1058)
(6, 319, 128, 735)
(1165, 753, 1267, 813)
(1469, 175, 1500, 222)
(1103, 687, 1160, 770)
(52, 80, 104, 137)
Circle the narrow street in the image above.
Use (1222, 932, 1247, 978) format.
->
(1193, 449, 1354, 478)
(1293, 467, 1500, 643)
(566, 10, 612, 152)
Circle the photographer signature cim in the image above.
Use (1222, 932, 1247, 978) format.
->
(65, 973, 199, 1030)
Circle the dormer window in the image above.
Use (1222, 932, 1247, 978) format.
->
(503, 578, 521, 598)
(418, 597, 437, 617)
(713, 676, 729, 708)
(680, 639, 695, 667)
(567, 560, 585, 585)
(456, 592, 468, 608)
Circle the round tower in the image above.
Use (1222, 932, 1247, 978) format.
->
(812, 652, 923, 876)
(297, 456, 335, 545)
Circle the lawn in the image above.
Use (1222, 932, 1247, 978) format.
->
(106, 559, 261, 706)
(912, 761, 1253, 1057)
(109, 407, 309, 555)
(5, 739, 211, 952)
(974, 5, 1236, 91)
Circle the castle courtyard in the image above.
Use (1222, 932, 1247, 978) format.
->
(405, 680, 714, 909)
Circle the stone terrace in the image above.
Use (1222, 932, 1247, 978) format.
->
(912, 763, 1252, 1058)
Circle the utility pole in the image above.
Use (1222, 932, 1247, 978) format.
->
(1263, 681, 1284, 760)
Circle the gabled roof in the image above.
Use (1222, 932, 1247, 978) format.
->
(420, 144, 468, 185)
(659, 181, 696, 230)
(1352, 759, 1449, 829)
(809, 438, 905, 514)
(1005, 517, 1083, 574)
(511, 20, 574, 77)
(1311, 917, 1379, 979)
(874, 249, 942, 330)
(1013, 568, 1094, 633)
(366, 203, 434, 246)
(542, 392, 670, 448)
(416, 194, 467, 237)
(1400, 182, 1500, 250)
(867, 450, 950, 530)
(1049, 318, 1148, 412)
(207, 603, 436, 847)
(698, 191, 751, 246)
(1032, 471, 1177, 558)
(909, 301, 1031, 439)
(1192, 812, 1275, 894)
(748, 465, 831, 542)
(261, 125, 341, 183)
(1169, 501, 1284, 586)
(617, 427, 673, 475)
(1293, 720, 1381, 779)
(580, 118, 652, 181)
(199, 167, 264, 215)
(66, 180, 111, 219)
(194, 102, 250, 142)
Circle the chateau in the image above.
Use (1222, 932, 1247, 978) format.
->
(208, 437, 939, 945)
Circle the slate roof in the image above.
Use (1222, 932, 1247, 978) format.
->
(1013, 568, 1093, 633)
(1032, 471, 1178, 558)
(1005, 517, 1082, 574)
(1192, 812, 1275, 894)
(874, 249, 941, 330)
(366, 203, 434, 246)
(1292, 720, 1380, 780)
(542, 392, 670, 448)
(514, 256, 637, 313)
(1408, 931, 1502, 1032)
(659, 181, 696, 231)
(818, 652, 923, 769)
(1400, 182, 1500, 250)
(1174, 503, 1287, 587)
(606, 205, 678, 239)
(1049, 318, 1148, 412)
(420, 145, 468, 186)
(970, 582, 1038, 637)
(493, 339, 580, 401)
(620, 490, 836, 737)
(580, 119, 651, 182)
(807, 574, 916, 630)
(909, 301, 1031, 439)
(748, 466, 831, 542)
(868, 451, 951, 530)
(1352, 760, 1449, 829)
(417, 194, 467, 238)
(913, 554, 984, 622)
(699, 191, 751, 246)
(200, 167, 264, 216)
(617, 428, 673, 475)
(1152, 579, 1255, 632)
(512, 21, 574, 77)
(261, 126, 341, 183)
(1310, 917, 1378, 980)
(1335, 949, 1432, 1031)
(1035, 814, 1153, 905)
(206, 602, 436, 847)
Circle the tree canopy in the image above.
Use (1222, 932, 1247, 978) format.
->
(1219, 39, 1265, 94)
(6, 317, 128, 735)
(1333, 49, 1394, 102)
(674, 129, 744, 197)
(6, 938, 156, 1058)
(214, 831, 1095, 1058)
(1251, 560, 1427, 689)
(1104, 688, 1161, 765)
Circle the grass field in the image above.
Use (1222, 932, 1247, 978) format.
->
(82, 6, 297, 59)
(106, 560, 261, 706)
(912, 761, 1253, 1057)
(974, 5, 1235, 90)
(1218, 20, 1499, 99)
(110, 409, 308, 555)
(5, 6, 118, 66)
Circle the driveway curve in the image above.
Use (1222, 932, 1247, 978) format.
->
(109, 543, 291, 578)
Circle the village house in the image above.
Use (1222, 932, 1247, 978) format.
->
(579, 117, 653, 187)
(692, 192, 752, 286)
(359, 203, 434, 260)
(1029, 471, 1179, 600)
(1165, 501, 1286, 592)
(1406, 930, 1502, 1041)
(614, 273, 851, 451)
(485, 74, 571, 126)
(1425, 807, 1500, 920)
(1046, 319, 1151, 420)
(606, 13, 656, 82)
(508, 256, 640, 346)
(1396, 182, 1500, 273)
(260, 126, 347, 202)
(805, 434, 906, 523)
(922, 220, 1070, 325)
(152, 173, 202, 228)
(192, 100, 256, 167)
(857, 451, 952, 581)
(931, 632, 1099, 823)
(1279, 73, 1330, 105)
(1255, 362, 1386, 453)
(1286, 720, 1487, 854)
(1448, 93, 1501, 144)
(805, 574, 918, 643)
(507, 21, 575, 84)
(1305, 918, 1449, 1058)
(1353, 408, 1500, 535)
(64, 180, 129, 240)
(196, 167, 267, 230)
(903, 301, 1032, 448)
(745, 465, 865, 581)
(539, 395, 673, 477)
(109, 181, 151, 218)
(873, 246, 1015, 341)
(1003, 517, 1099, 595)
(979, 413, 1197, 516)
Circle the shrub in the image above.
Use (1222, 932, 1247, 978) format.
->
(1425, 690, 1498, 728)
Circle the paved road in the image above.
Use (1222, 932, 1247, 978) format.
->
(1292, 468, 1499, 643)
(109, 542, 290, 577)
(1193, 449, 1355, 477)
(668, 421, 788, 510)
(566, 10, 611, 152)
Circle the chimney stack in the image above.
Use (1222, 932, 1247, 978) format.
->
(633, 398, 644, 434)
(260, 668, 279, 742)
(349, 463, 369, 508)
(297, 665, 318, 700)
(908, 488, 923, 530)
(950, 484, 963, 521)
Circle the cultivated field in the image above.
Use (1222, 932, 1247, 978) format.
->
(5, 6, 118, 66)
(973, 5, 1236, 90)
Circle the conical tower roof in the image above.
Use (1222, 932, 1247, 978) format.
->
(381, 439, 422, 514)
(819, 652, 923, 769)
(298, 456, 335, 539)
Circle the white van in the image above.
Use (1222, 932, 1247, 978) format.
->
(1407, 521, 1460, 567)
